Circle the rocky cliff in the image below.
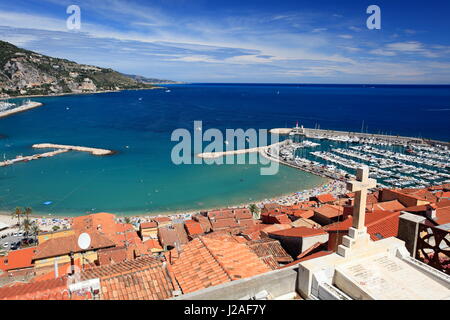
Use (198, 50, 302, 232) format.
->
(0, 40, 165, 97)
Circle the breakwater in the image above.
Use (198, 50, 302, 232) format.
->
(32, 143, 114, 156)
(0, 102, 43, 118)
(197, 141, 286, 159)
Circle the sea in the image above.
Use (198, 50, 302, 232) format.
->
(0, 84, 449, 216)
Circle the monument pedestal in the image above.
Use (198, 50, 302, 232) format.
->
(297, 237, 450, 300)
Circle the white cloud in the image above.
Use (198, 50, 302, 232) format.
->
(338, 34, 353, 39)
(369, 49, 396, 56)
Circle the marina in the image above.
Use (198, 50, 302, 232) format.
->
(269, 125, 450, 189)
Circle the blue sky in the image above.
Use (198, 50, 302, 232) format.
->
(1, 0, 450, 83)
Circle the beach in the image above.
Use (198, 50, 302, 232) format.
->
(0, 178, 345, 232)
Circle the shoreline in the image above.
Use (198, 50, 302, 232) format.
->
(0, 87, 165, 101)
(0, 178, 335, 221)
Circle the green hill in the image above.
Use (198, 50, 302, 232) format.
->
(0, 40, 166, 97)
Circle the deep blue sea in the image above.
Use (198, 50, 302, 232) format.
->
(0, 84, 449, 216)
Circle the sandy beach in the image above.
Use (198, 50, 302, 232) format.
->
(0, 178, 346, 232)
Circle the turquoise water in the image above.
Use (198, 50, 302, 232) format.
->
(0, 84, 449, 216)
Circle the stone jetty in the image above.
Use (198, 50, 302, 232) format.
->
(32, 143, 114, 156)
(0, 101, 43, 118)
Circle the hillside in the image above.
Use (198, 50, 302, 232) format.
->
(0, 40, 170, 97)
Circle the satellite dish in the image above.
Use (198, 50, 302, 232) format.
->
(77, 233, 91, 250)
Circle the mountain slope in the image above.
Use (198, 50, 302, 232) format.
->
(0, 40, 170, 97)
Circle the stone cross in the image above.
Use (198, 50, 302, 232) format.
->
(347, 166, 377, 231)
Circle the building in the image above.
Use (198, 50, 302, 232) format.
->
(268, 227, 329, 259)
(139, 221, 158, 240)
(70, 256, 178, 300)
(312, 204, 344, 225)
(324, 211, 401, 251)
(166, 234, 272, 294)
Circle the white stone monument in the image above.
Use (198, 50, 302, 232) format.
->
(297, 166, 450, 300)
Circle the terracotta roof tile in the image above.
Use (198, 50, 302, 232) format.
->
(324, 211, 400, 240)
(140, 221, 157, 229)
(367, 199, 405, 212)
(80, 256, 175, 300)
(169, 235, 271, 294)
(0, 277, 69, 300)
(313, 193, 337, 204)
(269, 226, 327, 238)
(313, 204, 344, 218)
(33, 232, 115, 261)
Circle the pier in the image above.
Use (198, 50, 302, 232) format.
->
(32, 143, 114, 156)
(197, 141, 286, 159)
(0, 149, 69, 167)
(269, 127, 436, 146)
(0, 101, 43, 118)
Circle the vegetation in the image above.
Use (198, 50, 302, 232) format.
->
(0, 40, 161, 97)
(248, 203, 260, 219)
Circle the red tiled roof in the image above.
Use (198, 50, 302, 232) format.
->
(260, 224, 292, 235)
(324, 211, 400, 241)
(170, 235, 271, 294)
(143, 239, 163, 250)
(246, 238, 293, 266)
(72, 212, 116, 235)
(0, 247, 37, 271)
(207, 209, 235, 220)
(80, 256, 176, 300)
(314, 193, 337, 204)
(33, 232, 115, 261)
(290, 209, 314, 219)
(154, 217, 172, 224)
(367, 199, 405, 212)
(313, 204, 344, 218)
(158, 227, 179, 248)
(436, 191, 450, 199)
(237, 219, 256, 228)
(140, 221, 157, 229)
(436, 206, 450, 225)
(269, 226, 327, 238)
(210, 218, 239, 230)
(234, 210, 252, 220)
(184, 220, 204, 236)
(273, 214, 291, 224)
(98, 247, 128, 266)
(0, 277, 70, 300)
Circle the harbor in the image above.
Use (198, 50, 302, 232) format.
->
(268, 125, 450, 189)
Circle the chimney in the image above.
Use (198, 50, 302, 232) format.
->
(426, 204, 437, 220)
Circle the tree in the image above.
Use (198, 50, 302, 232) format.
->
(24, 207, 32, 220)
(52, 225, 60, 232)
(31, 223, 40, 238)
(22, 218, 32, 236)
(248, 204, 260, 220)
(124, 217, 131, 224)
(12, 207, 23, 227)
